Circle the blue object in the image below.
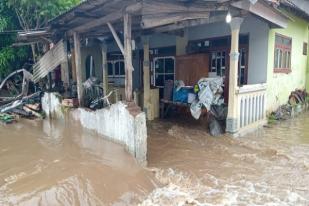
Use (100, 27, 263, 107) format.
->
(173, 87, 194, 103)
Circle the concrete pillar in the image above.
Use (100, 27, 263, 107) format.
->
(73, 32, 84, 106)
(176, 30, 188, 56)
(226, 17, 243, 133)
(101, 43, 108, 96)
(142, 37, 151, 119)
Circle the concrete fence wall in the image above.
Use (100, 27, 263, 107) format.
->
(41, 92, 148, 165)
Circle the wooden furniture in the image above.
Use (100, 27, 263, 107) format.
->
(175, 53, 209, 86)
(160, 99, 208, 119)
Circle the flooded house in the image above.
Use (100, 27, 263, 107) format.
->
(14, 0, 309, 164)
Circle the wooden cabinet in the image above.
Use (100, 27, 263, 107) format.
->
(175, 53, 209, 86)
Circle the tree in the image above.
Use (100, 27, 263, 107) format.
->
(6, 0, 80, 61)
(0, 2, 29, 78)
(0, 0, 79, 78)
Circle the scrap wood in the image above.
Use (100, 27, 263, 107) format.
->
(0, 69, 34, 105)
(11, 108, 31, 117)
(0, 92, 41, 113)
(25, 103, 41, 111)
(22, 106, 44, 119)
(289, 89, 308, 105)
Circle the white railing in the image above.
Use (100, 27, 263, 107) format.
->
(236, 84, 267, 133)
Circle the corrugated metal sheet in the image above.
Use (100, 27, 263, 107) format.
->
(33, 40, 67, 83)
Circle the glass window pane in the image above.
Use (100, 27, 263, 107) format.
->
(274, 49, 279, 68)
(165, 58, 175, 73)
(222, 52, 226, 67)
(155, 59, 164, 73)
(108, 62, 113, 76)
(165, 74, 174, 81)
(155, 74, 164, 87)
(287, 51, 291, 68)
(115, 62, 120, 75)
(216, 58, 221, 76)
(119, 61, 125, 75)
(241, 50, 246, 66)
(282, 51, 287, 68)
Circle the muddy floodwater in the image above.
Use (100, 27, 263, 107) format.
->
(1, 113, 309, 205)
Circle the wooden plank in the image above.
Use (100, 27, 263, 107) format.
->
(73, 32, 84, 106)
(107, 22, 125, 55)
(232, 0, 289, 28)
(143, 37, 151, 117)
(68, 2, 141, 35)
(124, 13, 133, 102)
(101, 44, 108, 96)
(141, 12, 210, 29)
(149, 15, 226, 33)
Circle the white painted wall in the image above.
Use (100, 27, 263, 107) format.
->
(72, 102, 147, 164)
(42, 93, 148, 165)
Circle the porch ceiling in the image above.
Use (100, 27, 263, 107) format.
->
(48, 0, 289, 40)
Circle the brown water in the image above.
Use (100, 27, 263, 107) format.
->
(1, 114, 309, 206)
(144, 114, 309, 205)
(0, 119, 157, 206)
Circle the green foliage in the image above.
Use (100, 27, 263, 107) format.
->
(6, 0, 80, 29)
(0, 0, 79, 78)
(0, 2, 28, 77)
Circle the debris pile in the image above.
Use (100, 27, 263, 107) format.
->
(270, 89, 308, 122)
(190, 77, 224, 120)
(0, 70, 44, 124)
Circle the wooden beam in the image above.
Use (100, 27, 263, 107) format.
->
(74, 11, 101, 19)
(107, 22, 125, 55)
(124, 13, 133, 102)
(147, 15, 226, 34)
(141, 12, 210, 29)
(73, 32, 84, 106)
(232, 0, 289, 28)
(101, 44, 108, 96)
(142, 0, 227, 15)
(143, 37, 151, 118)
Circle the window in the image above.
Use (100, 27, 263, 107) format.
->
(107, 60, 125, 86)
(274, 34, 292, 73)
(153, 57, 175, 88)
(303, 42, 308, 55)
(210, 51, 226, 77)
(239, 48, 247, 85)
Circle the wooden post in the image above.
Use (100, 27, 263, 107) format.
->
(73, 32, 84, 106)
(124, 13, 133, 102)
(226, 17, 243, 134)
(143, 37, 151, 118)
(61, 61, 70, 93)
(101, 43, 108, 96)
(107, 22, 125, 56)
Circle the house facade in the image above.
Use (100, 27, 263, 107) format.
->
(19, 0, 309, 163)
(266, 12, 309, 112)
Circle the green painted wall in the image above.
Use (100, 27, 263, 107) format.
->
(266, 12, 309, 112)
(307, 35, 309, 91)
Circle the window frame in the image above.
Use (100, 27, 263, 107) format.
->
(153, 56, 175, 88)
(274, 33, 292, 74)
(107, 59, 125, 86)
